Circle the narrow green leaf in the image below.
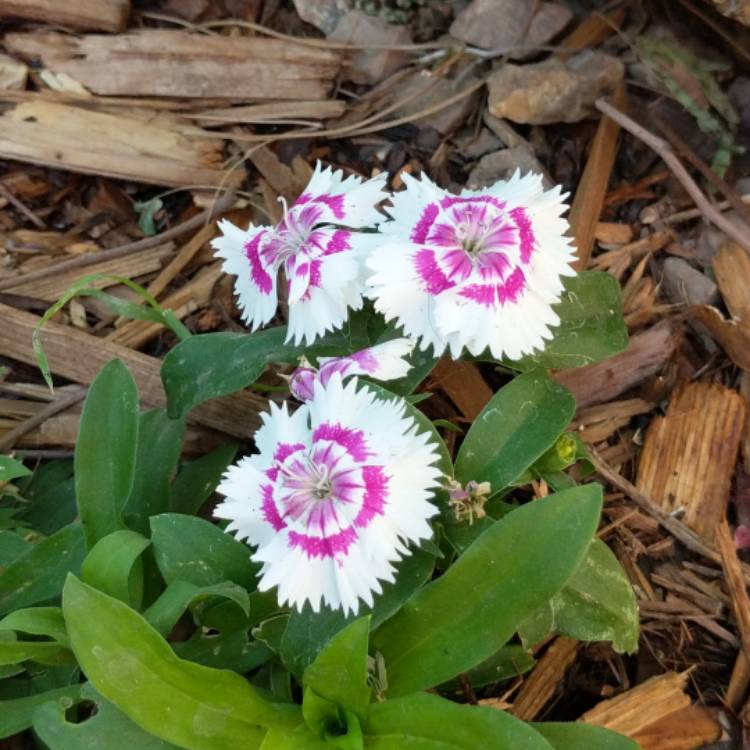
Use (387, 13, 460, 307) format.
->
(0, 685, 81, 739)
(280, 547, 435, 679)
(303, 617, 371, 723)
(0, 530, 30, 566)
(364, 693, 554, 750)
(0, 638, 72, 666)
(260, 725, 329, 750)
(124, 409, 185, 534)
(0, 455, 30, 482)
(0, 606, 68, 645)
(532, 723, 642, 750)
(62, 575, 299, 750)
(439, 644, 535, 691)
(0, 523, 86, 616)
(372, 485, 602, 696)
(520, 538, 639, 653)
(150, 514, 258, 590)
(512, 272, 629, 370)
(170, 444, 238, 516)
(33, 682, 182, 749)
(454, 371, 575, 493)
(80, 530, 151, 608)
(75, 360, 139, 549)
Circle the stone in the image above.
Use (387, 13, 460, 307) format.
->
(661, 257, 720, 307)
(487, 50, 624, 125)
(461, 127, 502, 159)
(467, 146, 551, 189)
(293, 0, 352, 34)
(451, 0, 572, 58)
(695, 211, 748, 266)
(393, 68, 481, 135)
(329, 10, 411, 84)
(483, 111, 525, 148)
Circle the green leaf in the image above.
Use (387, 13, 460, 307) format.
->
(170, 444, 238, 516)
(364, 693, 554, 750)
(519, 538, 639, 654)
(134, 197, 164, 236)
(280, 547, 435, 679)
(16, 461, 77, 535)
(161, 327, 364, 419)
(0, 455, 30, 482)
(454, 371, 575, 493)
(260, 725, 329, 750)
(303, 617, 370, 723)
(144, 580, 250, 636)
(124, 409, 185, 534)
(62, 575, 299, 750)
(0, 685, 81, 739)
(0, 606, 68, 645)
(174, 630, 272, 672)
(33, 682, 182, 749)
(80, 530, 151, 608)
(0, 523, 86, 616)
(0, 638, 73, 666)
(150, 514, 258, 590)
(371, 485, 602, 696)
(75, 360, 139, 549)
(512, 272, 628, 370)
(0, 530, 30, 566)
(439, 644, 535, 691)
(532, 722, 642, 750)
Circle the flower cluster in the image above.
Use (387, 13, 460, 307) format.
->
(214, 162, 575, 614)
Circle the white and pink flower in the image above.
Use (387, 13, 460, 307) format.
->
(212, 163, 387, 345)
(215, 375, 442, 615)
(366, 171, 575, 360)
(289, 337, 415, 402)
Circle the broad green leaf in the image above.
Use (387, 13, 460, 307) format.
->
(150, 514, 258, 590)
(144, 580, 250, 636)
(440, 644, 535, 691)
(302, 689, 363, 749)
(280, 547, 435, 679)
(174, 629, 272, 672)
(80, 530, 151, 608)
(0, 455, 30, 482)
(16, 465, 77, 536)
(171, 444, 238, 516)
(0, 685, 81, 739)
(454, 371, 575, 493)
(0, 530, 30, 566)
(0, 523, 86, 616)
(512, 272, 629, 370)
(303, 617, 370, 723)
(519, 539, 639, 653)
(161, 327, 364, 419)
(0, 606, 68, 645)
(364, 693, 554, 750)
(372, 485, 602, 695)
(62, 575, 299, 750)
(124, 409, 185, 534)
(0, 636, 72, 666)
(260, 725, 329, 750)
(33, 682, 182, 749)
(532, 722, 642, 750)
(75, 360, 139, 549)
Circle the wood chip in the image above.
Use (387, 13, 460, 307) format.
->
(192, 100, 347, 126)
(630, 705, 722, 750)
(636, 381, 746, 538)
(430, 358, 493, 421)
(6, 30, 339, 100)
(714, 241, 750, 322)
(0, 302, 267, 438)
(0, 0, 130, 32)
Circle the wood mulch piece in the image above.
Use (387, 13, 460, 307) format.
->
(1, 1, 750, 748)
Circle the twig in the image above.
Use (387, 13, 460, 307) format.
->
(0, 183, 46, 229)
(716, 519, 750, 666)
(595, 98, 750, 254)
(0, 189, 237, 293)
(0, 386, 87, 452)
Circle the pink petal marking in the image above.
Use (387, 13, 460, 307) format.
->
(324, 229, 352, 256)
(288, 526, 357, 559)
(411, 202, 439, 244)
(244, 231, 273, 295)
(427, 222, 460, 250)
(510, 207, 536, 264)
(314, 193, 346, 220)
(261, 484, 286, 531)
(439, 195, 506, 211)
(414, 249, 456, 295)
(289, 368, 317, 402)
(459, 266, 527, 307)
(313, 422, 370, 462)
(460, 283, 496, 307)
(497, 266, 526, 304)
(477, 251, 511, 281)
(266, 442, 306, 481)
(354, 465, 388, 527)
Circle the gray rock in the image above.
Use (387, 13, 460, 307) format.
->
(461, 127, 502, 158)
(467, 146, 551, 189)
(661, 257, 720, 306)
(487, 50, 624, 125)
(293, 0, 353, 33)
(329, 10, 411, 84)
(450, 0, 572, 59)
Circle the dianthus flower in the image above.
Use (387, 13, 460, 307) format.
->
(213, 163, 387, 344)
(215, 375, 442, 615)
(289, 338, 415, 402)
(366, 171, 575, 360)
